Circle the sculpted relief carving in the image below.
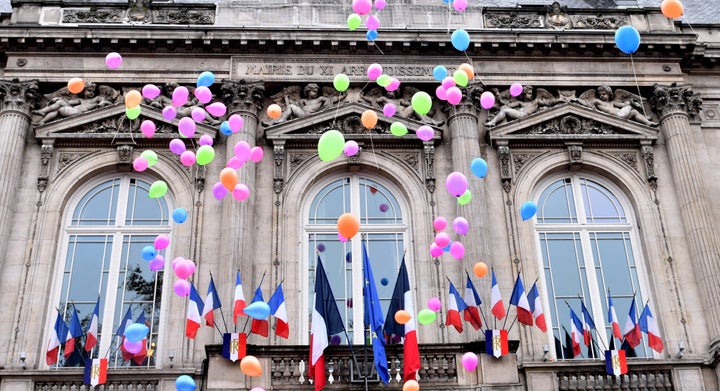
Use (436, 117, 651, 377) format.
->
(263, 83, 346, 126)
(32, 82, 117, 125)
(574, 86, 658, 126)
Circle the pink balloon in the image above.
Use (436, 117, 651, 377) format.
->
(232, 184, 250, 201)
(446, 86, 462, 105)
(180, 151, 196, 166)
(234, 141, 251, 162)
(461, 352, 478, 371)
(173, 258, 196, 279)
(194, 86, 212, 104)
(429, 242, 443, 257)
(250, 388, 266, 391)
(435, 85, 447, 101)
(441, 76, 456, 90)
(416, 125, 434, 141)
(433, 216, 447, 231)
(162, 106, 177, 120)
(142, 84, 161, 100)
(428, 297, 442, 312)
(227, 156, 244, 169)
(123, 338, 143, 354)
(386, 78, 401, 92)
(480, 91, 496, 110)
(140, 120, 156, 138)
(191, 107, 207, 123)
(453, 217, 469, 236)
(453, 0, 467, 11)
(344, 140, 359, 156)
(353, 0, 372, 15)
(199, 134, 214, 146)
(205, 102, 227, 117)
(169, 139, 186, 155)
(178, 117, 196, 138)
(434, 232, 451, 248)
(383, 103, 396, 117)
(229, 114, 244, 133)
(249, 146, 264, 163)
(154, 234, 170, 250)
(212, 181, 228, 200)
(149, 255, 165, 271)
(105, 52, 122, 69)
(338, 233, 348, 242)
(172, 86, 189, 107)
(450, 241, 465, 259)
(374, 0, 386, 10)
(173, 279, 191, 297)
(365, 14, 380, 31)
(367, 63, 383, 81)
(446, 171, 469, 196)
(509, 83, 523, 97)
(133, 157, 149, 172)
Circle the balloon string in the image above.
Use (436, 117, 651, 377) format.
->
(628, 55, 649, 119)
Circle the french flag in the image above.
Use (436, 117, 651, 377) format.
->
(604, 349, 628, 377)
(580, 301, 596, 347)
(484, 329, 509, 358)
(46, 311, 66, 365)
(607, 293, 622, 340)
(508, 275, 533, 326)
(85, 300, 100, 352)
(116, 307, 134, 362)
(83, 358, 108, 386)
(569, 308, 583, 357)
(446, 280, 468, 333)
(268, 282, 289, 339)
(623, 297, 642, 348)
(639, 304, 664, 353)
(383, 258, 420, 381)
(202, 276, 222, 327)
(310, 257, 345, 391)
(233, 271, 246, 325)
(222, 332, 246, 362)
(186, 283, 204, 339)
(526, 282, 547, 332)
(64, 308, 84, 359)
(250, 285, 269, 337)
(463, 273, 482, 330)
(490, 269, 506, 320)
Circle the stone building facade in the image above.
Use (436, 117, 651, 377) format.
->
(0, 0, 719, 389)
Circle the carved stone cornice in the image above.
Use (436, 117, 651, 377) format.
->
(520, 115, 616, 135)
(221, 81, 266, 116)
(650, 83, 702, 119)
(0, 79, 41, 114)
(485, 2, 627, 30)
(62, 5, 215, 24)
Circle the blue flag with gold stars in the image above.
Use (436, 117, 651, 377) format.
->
(362, 242, 390, 384)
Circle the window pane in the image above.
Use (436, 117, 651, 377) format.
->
(359, 178, 403, 225)
(309, 179, 350, 224)
(72, 179, 119, 225)
(125, 179, 169, 225)
(580, 178, 626, 224)
(363, 233, 404, 317)
(537, 178, 577, 223)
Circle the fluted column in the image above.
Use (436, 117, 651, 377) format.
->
(651, 83, 720, 343)
(0, 80, 40, 268)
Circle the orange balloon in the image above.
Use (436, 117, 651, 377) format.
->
(394, 310, 412, 325)
(403, 380, 420, 391)
(267, 104, 282, 119)
(361, 110, 378, 129)
(240, 355, 263, 377)
(473, 262, 488, 278)
(219, 167, 238, 191)
(125, 90, 142, 108)
(337, 213, 360, 239)
(458, 63, 475, 80)
(67, 78, 85, 94)
(661, 0, 683, 18)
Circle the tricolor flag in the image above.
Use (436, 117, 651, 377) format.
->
(268, 282, 289, 339)
(222, 332, 247, 362)
(132, 312, 148, 365)
(580, 301, 596, 347)
(623, 297, 642, 348)
(526, 282, 547, 332)
(463, 272, 483, 330)
(484, 329, 509, 358)
(508, 275, 533, 326)
(607, 293, 622, 340)
(233, 271, 246, 325)
(446, 280, 468, 333)
(83, 358, 108, 386)
(569, 308, 584, 357)
(46, 311, 67, 365)
(604, 350, 628, 377)
(250, 285, 269, 337)
(116, 307, 134, 361)
(310, 257, 345, 391)
(490, 269, 506, 320)
(202, 276, 222, 327)
(85, 300, 100, 352)
(383, 258, 420, 382)
(361, 243, 389, 384)
(64, 307, 84, 359)
(186, 283, 204, 339)
(639, 304, 663, 353)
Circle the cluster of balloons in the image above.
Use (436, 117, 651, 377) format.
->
(428, 216, 466, 260)
(172, 256, 197, 296)
(367, 63, 401, 92)
(347, 0, 386, 41)
(432, 63, 474, 106)
(123, 322, 150, 354)
(212, 140, 264, 201)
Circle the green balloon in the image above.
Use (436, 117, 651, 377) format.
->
(453, 69, 468, 87)
(333, 73, 350, 92)
(318, 129, 345, 162)
(126, 106, 141, 120)
(196, 145, 215, 166)
(411, 91, 432, 116)
(347, 13, 361, 31)
(148, 180, 168, 199)
(417, 309, 437, 325)
(390, 122, 408, 136)
(376, 74, 391, 87)
(458, 189, 472, 205)
(140, 150, 158, 167)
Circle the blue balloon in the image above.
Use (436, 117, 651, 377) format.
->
(520, 201, 538, 221)
(219, 121, 232, 136)
(196, 71, 215, 88)
(124, 323, 149, 343)
(142, 245, 157, 261)
(366, 30, 378, 41)
(433, 66, 448, 81)
(470, 157, 488, 179)
(614, 26, 640, 54)
(380, 277, 388, 286)
(451, 29, 470, 51)
(243, 301, 271, 320)
(176, 375, 196, 391)
(172, 207, 188, 224)
(442, 241, 452, 252)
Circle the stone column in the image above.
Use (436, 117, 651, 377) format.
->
(0, 79, 40, 268)
(650, 83, 720, 344)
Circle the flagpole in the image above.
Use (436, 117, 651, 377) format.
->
(234, 269, 240, 333)
(209, 271, 230, 334)
(560, 325, 574, 359)
(242, 271, 266, 334)
(464, 270, 490, 330)
(501, 272, 519, 331)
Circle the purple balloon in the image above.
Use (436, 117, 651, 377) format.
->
(212, 181, 228, 200)
(317, 243, 326, 252)
(227, 156, 244, 169)
(191, 107, 207, 123)
(445, 171, 469, 197)
(379, 203, 389, 213)
(234, 141, 251, 162)
(142, 84, 161, 100)
(452, 217, 469, 236)
(416, 125, 434, 141)
(199, 134, 214, 146)
(194, 86, 212, 104)
(173, 279, 191, 297)
(123, 338, 144, 354)
(480, 91, 496, 110)
(365, 14, 380, 30)
(344, 140, 360, 156)
(450, 241, 465, 259)
(435, 85, 447, 101)
(162, 106, 177, 121)
(509, 83, 523, 97)
(169, 138, 186, 155)
(383, 103, 396, 117)
(330, 335, 342, 346)
(149, 255, 165, 271)
(249, 146, 264, 163)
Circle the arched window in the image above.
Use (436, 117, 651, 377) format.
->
(55, 175, 171, 367)
(535, 174, 653, 359)
(305, 175, 408, 344)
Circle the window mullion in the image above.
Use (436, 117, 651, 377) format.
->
(99, 232, 124, 360)
(579, 229, 608, 351)
(349, 175, 364, 345)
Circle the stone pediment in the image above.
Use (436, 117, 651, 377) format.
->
(489, 103, 658, 147)
(264, 103, 442, 148)
(34, 104, 217, 147)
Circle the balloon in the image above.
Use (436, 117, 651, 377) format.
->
(347, 13, 361, 30)
(232, 184, 250, 201)
(386, 78, 401, 92)
(178, 117, 196, 138)
(175, 375, 196, 391)
(380, 278, 388, 286)
(124, 323, 149, 343)
(244, 302, 271, 320)
(417, 309, 437, 325)
(126, 106, 141, 120)
(250, 388, 265, 391)
(199, 134, 214, 146)
(416, 125, 434, 141)
(509, 82, 523, 97)
(383, 103, 396, 117)
(240, 355, 263, 377)
(219, 121, 232, 136)
(105, 52, 122, 69)
(433, 85, 445, 99)
(212, 182, 228, 200)
(196, 145, 215, 166)
(229, 114, 244, 132)
(234, 141, 251, 162)
(249, 146, 264, 163)
(173, 208, 188, 223)
(172, 86, 189, 107)
(365, 14, 380, 30)
(390, 122, 408, 136)
(154, 234, 170, 250)
(614, 25, 641, 54)
(458, 63, 475, 80)
(140, 120, 156, 138)
(148, 181, 168, 199)
(427, 297, 442, 312)
(123, 338, 143, 354)
(173, 258, 196, 279)
(344, 140, 359, 156)
(434, 232, 451, 248)
(452, 217, 469, 236)
(441, 76, 456, 90)
(125, 90, 142, 108)
(453, 0, 467, 11)
(338, 233, 348, 243)
(196, 71, 215, 87)
(403, 380, 419, 391)
(333, 73, 350, 92)
(67, 78, 85, 94)
(453, 69, 468, 87)
(461, 352, 478, 371)
(142, 245, 157, 261)
(411, 91, 432, 115)
(162, 105, 177, 120)
(352, 0, 372, 15)
(367, 63, 383, 81)
(318, 130, 345, 162)
(520, 200, 538, 221)
(442, 242, 452, 252)
(220, 167, 238, 191)
(445, 171, 469, 197)
(376, 74, 391, 87)
(180, 151, 196, 166)
(661, 0, 683, 18)
(480, 91, 496, 109)
(205, 102, 227, 117)
(470, 157, 488, 178)
(366, 30, 378, 41)
(133, 157, 148, 172)
(142, 84, 161, 99)
(450, 241, 465, 259)
(446, 86, 462, 105)
(337, 213, 360, 239)
(433, 65, 448, 81)
(473, 262, 488, 278)
(429, 243, 443, 257)
(194, 86, 212, 104)
(174, 279, 191, 296)
(451, 29, 470, 51)
(227, 156, 244, 169)
(140, 150, 158, 167)
(458, 189, 472, 205)
(267, 104, 282, 119)
(394, 310, 412, 325)
(361, 110, 378, 129)
(433, 216, 447, 231)
(191, 107, 206, 123)
(149, 254, 165, 271)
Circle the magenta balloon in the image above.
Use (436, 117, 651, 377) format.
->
(452, 217, 469, 236)
(191, 107, 206, 123)
(450, 241, 465, 259)
(433, 216, 447, 231)
(228, 114, 244, 133)
(338, 233, 348, 242)
(149, 255, 165, 272)
(446, 86, 462, 105)
(178, 117, 196, 138)
(174, 258, 195, 279)
(441, 76, 456, 90)
(446, 171, 469, 196)
(365, 14, 380, 30)
(435, 85, 447, 101)
(172, 86, 189, 107)
(427, 297, 442, 312)
(172, 257, 184, 269)
(367, 63, 383, 81)
(416, 125, 434, 141)
(429, 242, 443, 257)
(383, 103, 396, 117)
(154, 234, 170, 250)
(133, 157, 149, 172)
(194, 86, 212, 104)
(343, 140, 359, 156)
(434, 232, 451, 248)
(250, 388, 266, 391)
(386, 78, 401, 92)
(509, 83, 523, 97)
(227, 156, 244, 169)
(374, 0, 386, 10)
(140, 120, 156, 138)
(461, 352, 478, 371)
(205, 102, 227, 117)
(173, 279, 191, 297)
(453, 0, 467, 11)
(353, 0, 372, 15)
(180, 151, 196, 166)
(169, 139, 186, 155)
(105, 52, 123, 69)
(123, 338, 143, 354)
(234, 141, 251, 162)
(232, 184, 250, 201)
(199, 134, 214, 146)
(480, 91, 496, 110)
(162, 106, 177, 120)
(212, 181, 228, 200)
(249, 146, 264, 163)
(142, 84, 161, 100)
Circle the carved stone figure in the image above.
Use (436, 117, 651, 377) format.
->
(33, 82, 116, 125)
(264, 83, 346, 125)
(577, 85, 658, 126)
(485, 86, 564, 127)
(363, 86, 445, 126)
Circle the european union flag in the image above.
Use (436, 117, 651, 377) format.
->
(362, 242, 390, 384)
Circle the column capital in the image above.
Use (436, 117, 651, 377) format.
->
(220, 80, 266, 116)
(442, 83, 484, 120)
(650, 83, 702, 119)
(0, 79, 41, 114)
